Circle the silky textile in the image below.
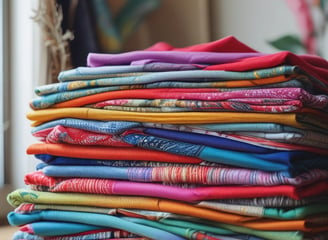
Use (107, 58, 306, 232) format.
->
(7, 36, 328, 240)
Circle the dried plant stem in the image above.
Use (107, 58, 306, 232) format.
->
(32, 0, 74, 83)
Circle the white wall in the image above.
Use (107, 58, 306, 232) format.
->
(9, 0, 39, 188)
(211, 0, 299, 53)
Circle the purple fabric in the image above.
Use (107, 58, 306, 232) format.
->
(87, 51, 265, 67)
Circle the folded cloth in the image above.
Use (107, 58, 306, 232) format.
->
(196, 201, 328, 219)
(11, 217, 231, 240)
(143, 36, 328, 88)
(26, 143, 202, 164)
(30, 119, 328, 154)
(11, 203, 322, 240)
(14, 227, 141, 240)
(122, 133, 328, 173)
(28, 140, 291, 172)
(7, 189, 328, 232)
(17, 221, 118, 237)
(91, 99, 307, 113)
(24, 171, 328, 201)
(32, 125, 133, 146)
(27, 107, 327, 131)
(205, 52, 328, 90)
(7, 210, 185, 240)
(212, 195, 328, 208)
(40, 65, 299, 93)
(51, 71, 300, 94)
(58, 63, 201, 81)
(34, 154, 206, 167)
(30, 87, 328, 110)
(143, 127, 328, 151)
(34, 124, 315, 154)
(38, 164, 328, 186)
(31, 118, 142, 135)
(87, 51, 265, 67)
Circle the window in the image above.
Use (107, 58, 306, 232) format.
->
(0, 0, 8, 188)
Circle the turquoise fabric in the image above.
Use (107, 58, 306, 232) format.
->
(8, 210, 184, 240)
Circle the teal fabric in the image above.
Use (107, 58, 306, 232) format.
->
(7, 210, 184, 240)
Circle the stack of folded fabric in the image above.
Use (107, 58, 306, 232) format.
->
(7, 36, 328, 240)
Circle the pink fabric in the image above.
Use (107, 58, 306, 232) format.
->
(25, 171, 328, 201)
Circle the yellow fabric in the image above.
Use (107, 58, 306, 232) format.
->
(27, 107, 308, 128)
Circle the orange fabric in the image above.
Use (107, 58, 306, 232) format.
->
(26, 143, 202, 164)
(211, 75, 294, 88)
(9, 189, 328, 232)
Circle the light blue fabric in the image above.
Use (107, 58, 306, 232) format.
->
(58, 61, 200, 81)
(41, 66, 297, 95)
(13, 231, 43, 240)
(19, 221, 104, 236)
(190, 122, 300, 133)
(31, 118, 141, 135)
(7, 210, 185, 240)
(42, 165, 130, 179)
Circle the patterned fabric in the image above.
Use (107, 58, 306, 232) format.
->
(7, 36, 328, 239)
(24, 171, 328, 201)
(33, 125, 132, 146)
(39, 164, 328, 186)
(7, 189, 328, 232)
(30, 86, 328, 110)
(39, 65, 299, 94)
(26, 107, 328, 133)
(8, 210, 184, 240)
(57, 63, 200, 82)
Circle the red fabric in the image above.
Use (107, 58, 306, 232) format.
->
(26, 143, 202, 164)
(146, 36, 328, 88)
(145, 36, 257, 53)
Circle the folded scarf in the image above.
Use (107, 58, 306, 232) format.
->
(143, 127, 328, 151)
(143, 36, 328, 89)
(90, 99, 307, 113)
(31, 119, 328, 154)
(14, 228, 141, 240)
(34, 154, 206, 167)
(31, 118, 142, 135)
(26, 143, 202, 164)
(8, 210, 184, 240)
(39, 65, 299, 94)
(12, 203, 325, 240)
(38, 164, 328, 186)
(87, 51, 265, 67)
(7, 189, 328, 232)
(24, 171, 328, 201)
(32, 125, 298, 154)
(27, 107, 327, 131)
(33, 125, 133, 147)
(30, 87, 328, 110)
(46, 74, 300, 96)
(57, 63, 200, 82)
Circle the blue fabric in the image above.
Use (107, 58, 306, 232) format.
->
(12, 231, 44, 240)
(31, 118, 141, 135)
(144, 127, 277, 153)
(123, 133, 290, 172)
(34, 154, 180, 167)
(42, 165, 130, 179)
(7, 210, 185, 240)
(192, 122, 301, 133)
(58, 63, 200, 82)
(20, 221, 104, 236)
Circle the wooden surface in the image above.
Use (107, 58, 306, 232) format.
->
(0, 225, 18, 239)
